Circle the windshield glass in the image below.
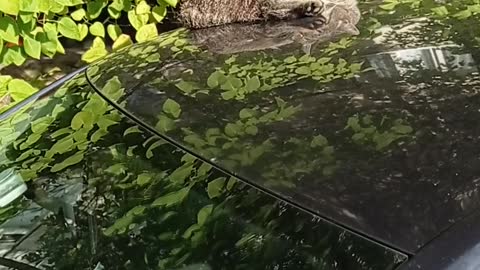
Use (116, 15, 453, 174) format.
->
(87, 1, 480, 254)
(0, 72, 406, 269)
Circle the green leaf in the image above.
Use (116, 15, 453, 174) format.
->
(169, 163, 193, 183)
(0, 0, 20, 15)
(175, 80, 197, 93)
(146, 140, 165, 158)
(136, 173, 152, 186)
(245, 125, 258, 135)
(107, 4, 121, 19)
(135, 23, 158, 42)
(51, 152, 84, 172)
(207, 71, 226, 88)
(100, 77, 123, 102)
(155, 115, 174, 132)
(221, 90, 236, 100)
(47, 136, 74, 157)
(112, 34, 132, 51)
(161, 0, 178, 7)
(431, 6, 449, 16)
(239, 108, 255, 119)
(89, 22, 105, 37)
(21, 133, 41, 149)
(71, 8, 86, 21)
(136, 1, 151, 14)
(284, 56, 297, 64)
(226, 177, 237, 190)
(36, 27, 58, 58)
(101, 76, 123, 101)
(91, 129, 107, 142)
(71, 111, 94, 130)
(8, 79, 36, 100)
(221, 76, 242, 91)
(183, 224, 201, 239)
(50, 127, 72, 139)
(0, 17, 19, 44)
(55, 0, 84, 6)
(107, 24, 122, 41)
(197, 162, 212, 176)
(23, 36, 41, 59)
(391, 125, 413, 134)
(1, 46, 25, 66)
(81, 37, 108, 63)
(31, 116, 53, 133)
(163, 98, 181, 118)
(87, 0, 106, 19)
(152, 186, 191, 207)
(18, 15, 35, 35)
(197, 204, 213, 226)
(295, 66, 311, 75)
(97, 116, 117, 130)
(78, 23, 88, 41)
(124, 126, 142, 136)
(245, 76, 261, 92)
(152, 5, 166, 22)
(311, 135, 328, 147)
(105, 163, 126, 175)
(453, 9, 472, 19)
(128, 9, 148, 30)
(224, 123, 240, 137)
(19, 0, 39, 12)
(145, 53, 160, 62)
(379, 2, 398, 10)
(49, 0, 66, 13)
(207, 177, 226, 198)
(58, 17, 81, 40)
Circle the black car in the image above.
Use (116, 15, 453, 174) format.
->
(0, 9, 480, 270)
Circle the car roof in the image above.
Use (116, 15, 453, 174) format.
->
(87, 14, 480, 254)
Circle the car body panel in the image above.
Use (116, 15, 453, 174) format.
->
(0, 69, 405, 269)
(87, 26, 480, 254)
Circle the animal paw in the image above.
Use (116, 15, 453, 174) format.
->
(303, 0, 324, 17)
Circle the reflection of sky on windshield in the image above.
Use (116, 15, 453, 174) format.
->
(367, 45, 477, 78)
(447, 243, 480, 270)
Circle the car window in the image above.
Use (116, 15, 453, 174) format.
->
(0, 73, 407, 269)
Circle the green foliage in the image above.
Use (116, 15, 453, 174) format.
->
(0, 0, 178, 111)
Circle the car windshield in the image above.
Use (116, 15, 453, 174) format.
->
(0, 74, 406, 269)
(88, 1, 480, 254)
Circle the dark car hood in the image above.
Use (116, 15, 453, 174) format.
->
(86, 10, 480, 253)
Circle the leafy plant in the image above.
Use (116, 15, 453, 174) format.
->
(0, 0, 178, 111)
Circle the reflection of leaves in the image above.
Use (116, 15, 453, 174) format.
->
(71, 111, 94, 130)
(197, 204, 213, 226)
(346, 115, 414, 151)
(104, 205, 147, 236)
(136, 23, 158, 43)
(155, 115, 175, 132)
(152, 186, 191, 207)
(102, 76, 123, 102)
(176, 80, 199, 94)
(136, 173, 153, 186)
(207, 177, 226, 198)
(311, 135, 328, 148)
(51, 152, 84, 172)
(169, 162, 194, 184)
(207, 71, 226, 88)
(163, 98, 181, 118)
(245, 76, 261, 92)
(105, 163, 126, 175)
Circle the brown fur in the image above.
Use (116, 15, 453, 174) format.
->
(178, 0, 333, 29)
(187, 4, 361, 54)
